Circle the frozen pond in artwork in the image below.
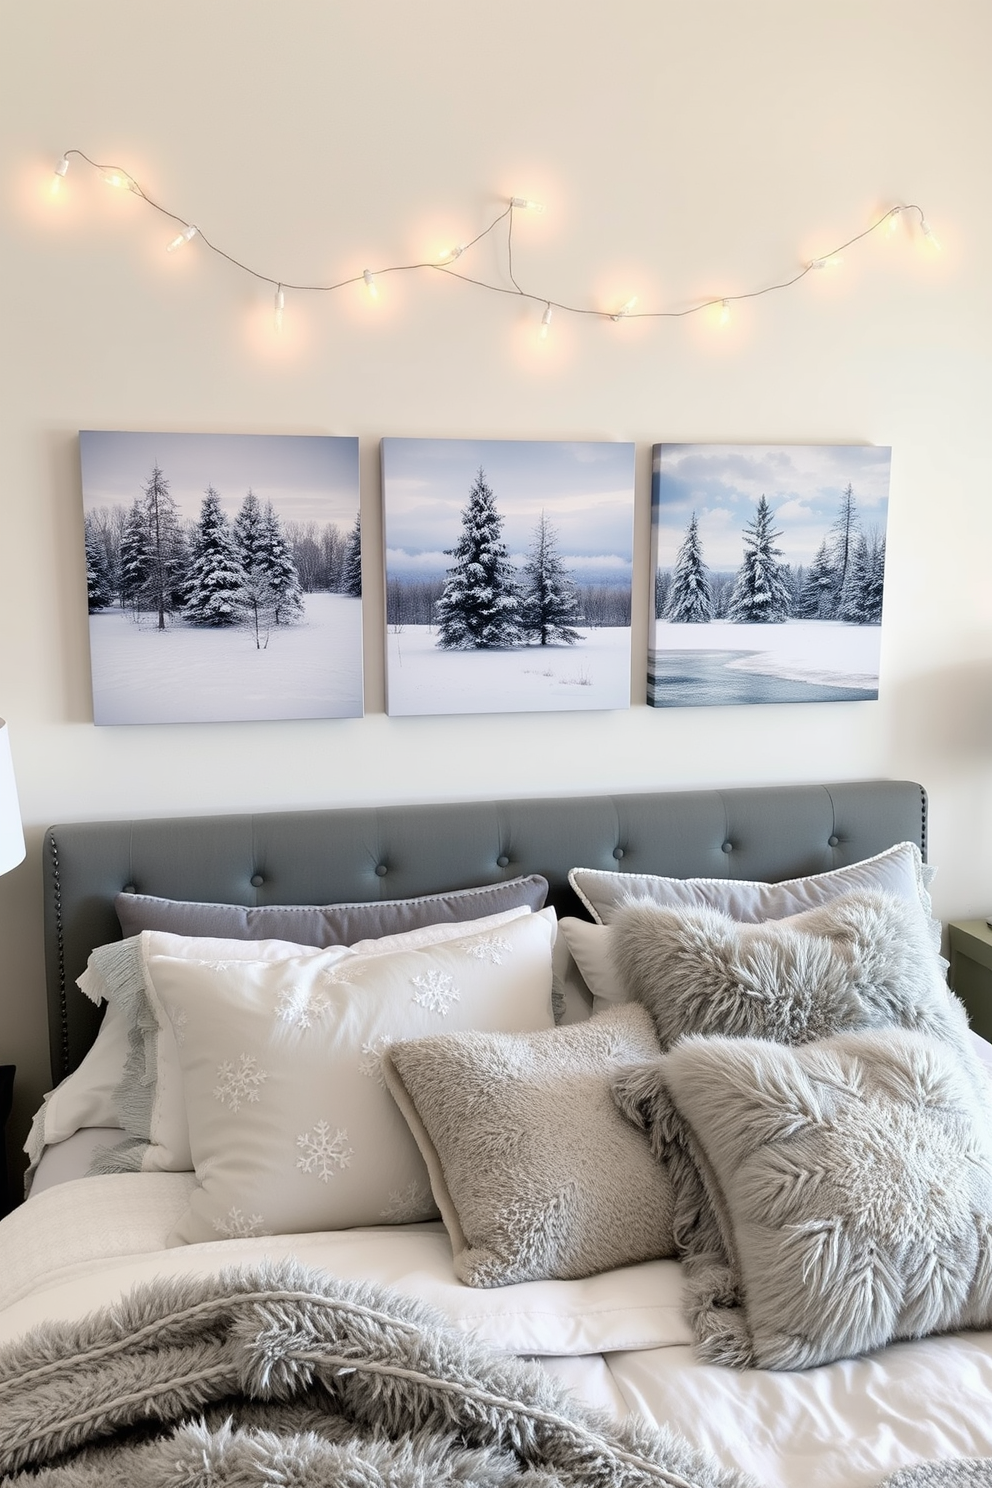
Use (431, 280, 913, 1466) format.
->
(90, 594, 363, 724)
(386, 625, 631, 716)
(648, 619, 880, 708)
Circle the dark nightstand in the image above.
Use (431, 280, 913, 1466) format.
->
(948, 921, 992, 1042)
(0, 1065, 13, 1217)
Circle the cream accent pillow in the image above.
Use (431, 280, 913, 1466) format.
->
(569, 841, 938, 931)
(77, 905, 535, 1174)
(384, 1004, 673, 1287)
(146, 910, 557, 1245)
(557, 918, 617, 1012)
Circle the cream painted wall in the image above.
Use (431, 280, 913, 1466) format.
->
(1, 1, 991, 1171)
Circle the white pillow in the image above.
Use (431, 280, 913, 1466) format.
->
(60, 905, 535, 1175)
(22, 1001, 128, 1181)
(145, 909, 557, 1245)
(569, 841, 936, 927)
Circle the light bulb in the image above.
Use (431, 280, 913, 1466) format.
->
(438, 243, 466, 262)
(363, 268, 379, 299)
(511, 196, 545, 213)
(50, 155, 69, 195)
(166, 224, 198, 253)
(809, 255, 843, 270)
(274, 285, 285, 333)
(539, 303, 553, 340)
(610, 296, 638, 322)
(102, 168, 136, 192)
(718, 299, 731, 326)
(886, 207, 902, 235)
(920, 217, 941, 250)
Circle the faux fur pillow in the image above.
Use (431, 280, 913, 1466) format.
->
(384, 1004, 674, 1287)
(610, 889, 968, 1056)
(649, 1029, 992, 1369)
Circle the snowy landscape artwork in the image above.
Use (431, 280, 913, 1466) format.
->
(650, 444, 891, 708)
(382, 438, 635, 716)
(79, 431, 363, 724)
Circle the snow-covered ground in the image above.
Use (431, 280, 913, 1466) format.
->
(386, 625, 630, 715)
(652, 618, 881, 688)
(89, 593, 363, 724)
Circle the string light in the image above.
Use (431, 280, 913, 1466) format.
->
(920, 217, 941, 250)
(610, 296, 638, 321)
(50, 155, 69, 195)
(46, 154, 936, 342)
(273, 284, 284, 332)
(166, 223, 198, 252)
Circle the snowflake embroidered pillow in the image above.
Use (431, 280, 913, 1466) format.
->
(143, 909, 557, 1245)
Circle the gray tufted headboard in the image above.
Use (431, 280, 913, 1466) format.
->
(43, 778, 927, 1085)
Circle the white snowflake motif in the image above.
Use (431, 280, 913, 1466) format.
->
(319, 963, 357, 988)
(213, 1053, 268, 1112)
(275, 983, 331, 1031)
(296, 1121, 354, 1183)
(213, 1205, 266, 1239)
(463, 934, 512, 965)
(380, 1179, 432, 1222)
(411, 969, 460, 1016)
(358, 1036, 394, 1086)
(200, 960, 239, 972)
(166, 1004, 189, 1047)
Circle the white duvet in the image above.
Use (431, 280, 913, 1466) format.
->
(2, 1174, 992, 1488)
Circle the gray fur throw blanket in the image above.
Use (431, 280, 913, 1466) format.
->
(0, 1260, 751, 1488)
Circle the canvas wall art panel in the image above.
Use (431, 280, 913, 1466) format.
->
(650, 444, 891, 708)
(382, 438, 635, 716)
(80, 431, 362, 724)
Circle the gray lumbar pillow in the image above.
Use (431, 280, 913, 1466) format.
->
(649, 1028, 992, 1370)
(383, 1004, 674, 1287)
(610, 889, 971, 1057)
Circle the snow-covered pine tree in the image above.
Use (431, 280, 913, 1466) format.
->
(837, 530, 886, 624)
(435, 469, 523, 649)
(795, 538, 836, 619)
(261, 502, 305, 623)
(342, 512, 362, 597)
(141, 465, 186, 630)
(654, 568, 670, 619)
(183, 488, 245, 626)
(861, 532, 886, 624)
(828, 483, 860, 615)
(118, 498, 153, 615)
(726, 494, 793, 623)
(519, 511, 582, 645)
(84, 516, 114, 611)
(234, 489, 267, 574)
(663, 512, 713, 623)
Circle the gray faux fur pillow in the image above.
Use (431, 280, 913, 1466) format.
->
(610, 889, 987, 1364)
(650, 1028, 992, 1369)
(610, 889, 967, 1054)
(383, 1004, 674, 1287)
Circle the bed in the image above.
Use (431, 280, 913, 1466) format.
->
(2, 778, 991, 1488)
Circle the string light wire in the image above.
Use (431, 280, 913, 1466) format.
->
(49, 151, 934, 333)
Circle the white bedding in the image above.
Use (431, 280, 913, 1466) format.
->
(2, 1173, 992, 1487)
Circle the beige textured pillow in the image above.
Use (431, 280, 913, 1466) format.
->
(384, 1004, 674, 1288)
(145, 910, 557, 1245)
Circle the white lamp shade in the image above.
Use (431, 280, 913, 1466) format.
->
(0, 720, 25, 876)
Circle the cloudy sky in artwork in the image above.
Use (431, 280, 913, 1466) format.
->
(383, 438, 635, 584)
(79, 431, 360, 529)
(653, 444, 891, 570)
